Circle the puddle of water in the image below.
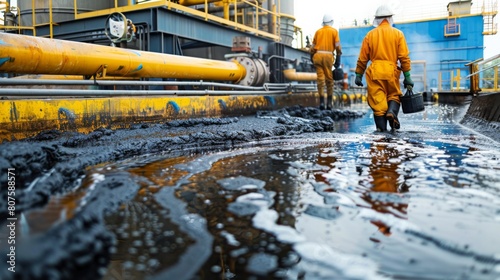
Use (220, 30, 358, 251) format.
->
(6, 103, 500, 279)
(91, 133, 500, 279)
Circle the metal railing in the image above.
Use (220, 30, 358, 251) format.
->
(475, 54, 500, 92)
(438, 54, 500, 93)
(1, 0, 291, 42)
(0, 1, 36, 33)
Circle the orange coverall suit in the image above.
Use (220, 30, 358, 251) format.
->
(312, 25, 341, 101)
(355, 20, 411, 117)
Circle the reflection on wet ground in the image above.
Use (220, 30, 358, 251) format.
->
(98, 104, 500, 279)
(2, 103, 500, 279)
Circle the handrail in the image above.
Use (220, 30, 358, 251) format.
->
(439, 53, 500, 92)
(73, 0, 281, 41)
(465, 61, 500, 78)
(7, 0, 287, 42)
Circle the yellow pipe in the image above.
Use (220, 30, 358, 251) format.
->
(283, 68, 317, 81)
(179, 0, 219, 5)
(223, 0, 230, 20)
(272, 1, 277, 35)
(49, 0, 53, 38)
(0, 33, 246, 83)
(31, 0, 35, 35)
(494, 66, 498, 90)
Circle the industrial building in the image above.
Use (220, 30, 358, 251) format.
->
(339, 0, 498, 93)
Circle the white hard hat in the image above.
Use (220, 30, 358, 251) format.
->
(375, 5, 394, 17)
(322, 14, 334, 24)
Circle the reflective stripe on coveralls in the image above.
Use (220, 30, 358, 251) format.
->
(355, 20, 411, 116)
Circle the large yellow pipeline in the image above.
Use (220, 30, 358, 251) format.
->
(0, 33, 246, 82)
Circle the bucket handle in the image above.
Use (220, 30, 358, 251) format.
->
(404, 85, 415, 96)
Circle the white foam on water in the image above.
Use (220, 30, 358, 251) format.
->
(358, 208, 420, 232)
(220, 230, 240, 247)
(217, 176, 266, 191)
(79, 173, 106, 208)
(253, 208, 306, 243)
(293, 242, 388, 280)
(240, 184, 259, 190)
(236, 192, 272, 208)
(238, 184, 387, 278)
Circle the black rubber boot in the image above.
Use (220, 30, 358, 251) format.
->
(374, 116, 388, 132)
(326, 95, 333, 110)
(386, 101, 401, 131)
(319, 94, 325, 110)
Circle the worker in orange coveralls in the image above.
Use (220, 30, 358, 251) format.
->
(354, 5, 414, 132)
(310, 14, 342, 110)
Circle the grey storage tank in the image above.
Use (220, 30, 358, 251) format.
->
(17, 0, 130, 27)
(262, 0, 295, 46)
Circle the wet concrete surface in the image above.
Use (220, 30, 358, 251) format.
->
(0, 103, 499, 279)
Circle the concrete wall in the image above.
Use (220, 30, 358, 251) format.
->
(460, 92, 500, 142)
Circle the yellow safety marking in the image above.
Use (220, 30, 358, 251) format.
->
(0, 93, 317, 141)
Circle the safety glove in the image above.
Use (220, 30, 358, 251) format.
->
(355, 73, 363, 86)
(403, 71, 414, 88)
(334, 54, 341, 69)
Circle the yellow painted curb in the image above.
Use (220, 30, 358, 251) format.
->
(0, 92, 317, 141)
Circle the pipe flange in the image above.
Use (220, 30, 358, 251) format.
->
(235, 57, 269, 87)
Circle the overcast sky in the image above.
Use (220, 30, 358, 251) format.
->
(294, 0, 500, 58)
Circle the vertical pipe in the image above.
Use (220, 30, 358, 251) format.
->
(494, 66, 498, 90)
(49, 0, 53, 38)
(222, 0, 230, 20)
(438, 72, 442, 91)
(233, 0, 237, 25)
(268, 0, 276, 35)
(343, 72, 348, 90)
(276, 0, 280, 36)
(223, 0, 229, 20)
(74, 0, 77, 18)
(424, 62, 427, 92)
(31, 0, 35, 30)
(255, 1, 259, 30)
(450, 70, 454, 90)
(204, 0, 207, 20)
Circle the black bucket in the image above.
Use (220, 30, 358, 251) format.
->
(333, 68, 343, 81)
(401, 87, 425, 114)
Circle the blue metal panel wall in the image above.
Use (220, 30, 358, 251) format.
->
(340, 15, 484, 91)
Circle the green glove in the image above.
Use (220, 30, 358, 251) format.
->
(355, 73, 363, 86)
(403, 71, 414, 88)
